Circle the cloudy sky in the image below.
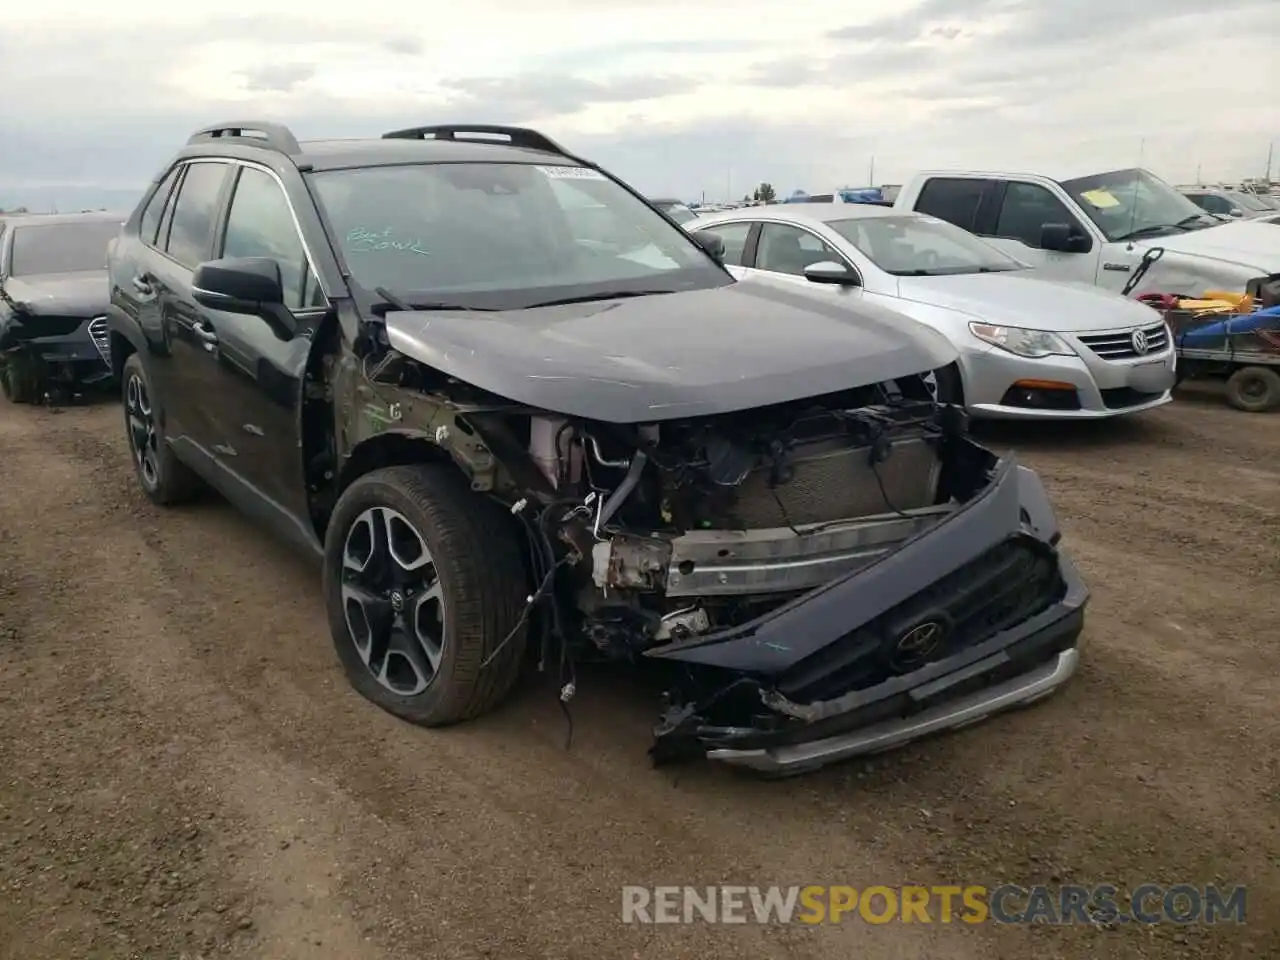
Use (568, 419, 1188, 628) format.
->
(1, 0, 1277, 210)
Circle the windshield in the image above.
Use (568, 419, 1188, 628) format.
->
(827, 214, 1025, 276)
(309, 163, 728, 308)
(1060, 168, 1215, 241)
(9, 220, 121, 276)
(1228, 191, 1270, 212)
(655, 201, 696, 224)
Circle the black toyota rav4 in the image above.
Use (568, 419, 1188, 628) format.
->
(106, 121, 1087, 775)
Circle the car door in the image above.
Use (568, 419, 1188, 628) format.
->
(146, 159, 235, 449)
(741, 221, 859, 291)
(197, 162, 328, 531)
(110, 163, 183, 368)
(984, 181, 1100, 284)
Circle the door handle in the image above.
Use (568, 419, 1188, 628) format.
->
(192, 319, 218, 350)
(132, 275, 153, 295)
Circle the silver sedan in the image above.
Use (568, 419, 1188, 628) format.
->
(687, 204, 1176, 420)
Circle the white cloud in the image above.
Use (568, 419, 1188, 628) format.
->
(0, 0, 1277, 209)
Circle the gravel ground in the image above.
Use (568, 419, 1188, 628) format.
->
(0, 388, 1276, 960)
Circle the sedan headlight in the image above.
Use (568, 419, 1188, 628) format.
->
(968, 322, 1076, 359)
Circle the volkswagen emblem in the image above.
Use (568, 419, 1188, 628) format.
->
(889, 620, 946, 670)
(1130, 328, 1150, 355)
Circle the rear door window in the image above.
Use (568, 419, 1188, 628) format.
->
(164, 162, 230, 269)
(139, 167, 181, 247)
(914, 177, 993, 232)
(1190, 193, 1231, 215)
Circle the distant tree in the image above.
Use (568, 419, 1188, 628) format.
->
(752, 183, 776, 203)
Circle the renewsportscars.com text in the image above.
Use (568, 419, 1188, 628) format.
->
(621, 884, 1247, 925)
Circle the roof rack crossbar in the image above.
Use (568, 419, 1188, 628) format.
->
(380, 124, 570, 157)
(187, 121, 302, 154)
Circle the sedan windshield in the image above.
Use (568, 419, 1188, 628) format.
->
(827, 215, 1025, 276)
(1061, 168, 1216, 241)
(1228, 191, 1271, 213)
(654, 201, 696, 224)
(308, 163, 728, 308)
(10, 220, 122, 276)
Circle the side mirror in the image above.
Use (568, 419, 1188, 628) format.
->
(803, 260, 858, 285)
(691, 230, 725, 262)
(1229, 209, 1244, 217)
(1039, 223, 1090, 253)
(192, 257, 295, 339)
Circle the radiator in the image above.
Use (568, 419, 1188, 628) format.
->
(731, 435, 941, 527)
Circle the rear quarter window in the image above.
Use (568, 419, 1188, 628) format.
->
(139, 167, 181, 247)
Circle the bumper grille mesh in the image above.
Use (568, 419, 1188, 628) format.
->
(778, 538, 1066, 702)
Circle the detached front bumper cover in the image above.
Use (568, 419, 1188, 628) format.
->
(647, 454, 1088, 775)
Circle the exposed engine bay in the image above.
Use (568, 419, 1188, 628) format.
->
(345, 351, 984, 671)
(519, 383, 970, 662)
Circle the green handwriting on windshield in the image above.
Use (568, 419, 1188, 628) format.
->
(346, 227, 430, 257)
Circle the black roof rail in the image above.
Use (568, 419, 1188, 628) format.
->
(187, 121, 302, 154)
(381, 124, 571, 157)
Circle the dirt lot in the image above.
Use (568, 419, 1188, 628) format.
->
(0, 389, 1276, 960)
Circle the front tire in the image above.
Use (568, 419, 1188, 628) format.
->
(1, 354, 40, 404)
(121, 353, 203, 504)
(323, 464, 530, 727)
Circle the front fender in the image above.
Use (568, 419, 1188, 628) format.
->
(1137, 253, 1269, 298)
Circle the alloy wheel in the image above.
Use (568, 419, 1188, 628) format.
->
(341, 507, 446, 696)
(125, 373, 159, 488)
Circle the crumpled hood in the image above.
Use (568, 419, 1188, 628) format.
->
(3, 271, 109, 316)
(383, 280, 957, 422)
(894, 272, 1159, 332)
(1131, 220, 1279, 271)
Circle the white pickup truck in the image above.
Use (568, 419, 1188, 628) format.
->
(892, 167, 1280, 299)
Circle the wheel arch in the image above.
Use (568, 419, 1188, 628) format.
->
(105, 304, 145, 383)
(108, 330, 137, 382)
(313, 430, 461, 539)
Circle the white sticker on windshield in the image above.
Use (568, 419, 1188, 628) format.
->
(538, 165, 606, 180)
(619, 244, 680, 269)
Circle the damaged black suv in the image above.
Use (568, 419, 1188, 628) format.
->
(1, 211, 124, 403)
(106, 121, 1087, 775)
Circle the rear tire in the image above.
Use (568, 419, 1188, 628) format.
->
(121, 353, 204, 504)
(323, 464, 530, 727)
(1225, 365, 1280, 413)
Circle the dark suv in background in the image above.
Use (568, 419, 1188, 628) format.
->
(0, 211, 124, 403)
(105, 120, 1086, 775)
